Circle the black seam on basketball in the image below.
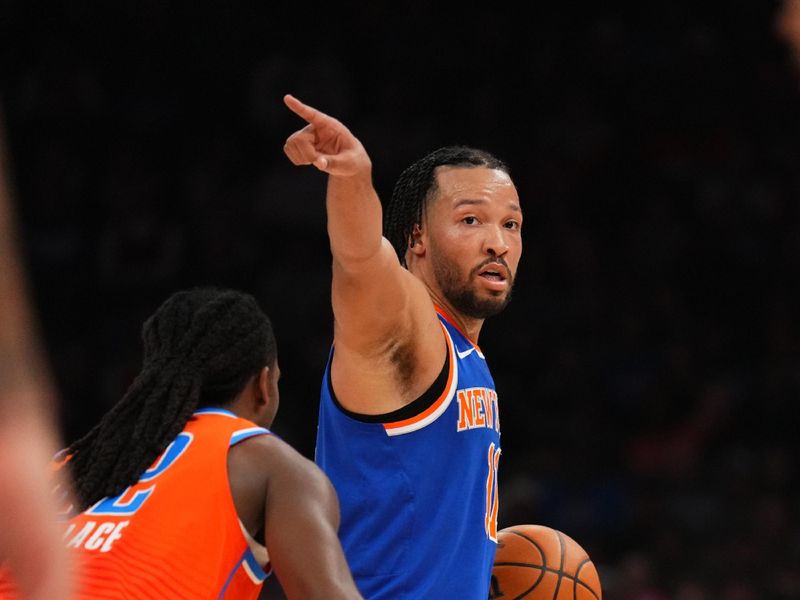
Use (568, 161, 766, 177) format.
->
(493, 564, 598, 596)
(498, 530, 599, 599)
(504, 530, 548, 600)
(551, 531, 566, 600)
(494, 554, 552, 600)
(494, 563, 591, 580)
(494, 562, 546, 568)
(574, 559, 600, 600)
(508, 563, 546, 600)
(506, 531, 547, 565)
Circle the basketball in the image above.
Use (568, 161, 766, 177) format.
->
(490, 524, 602, 600)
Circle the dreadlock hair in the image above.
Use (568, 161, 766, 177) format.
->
(383, 145, 510, 267)
(66, 287, 276, 511)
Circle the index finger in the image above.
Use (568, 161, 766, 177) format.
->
(283, 94, 330, 127)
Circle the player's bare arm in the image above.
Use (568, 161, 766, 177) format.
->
(232, 435, 362, 600)
(283, 95, 444, 413)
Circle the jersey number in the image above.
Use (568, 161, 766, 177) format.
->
(86, 433, 193, 516)
(485, 442, 501, 542)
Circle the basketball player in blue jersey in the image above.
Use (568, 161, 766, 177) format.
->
(283, 95, 523, 599)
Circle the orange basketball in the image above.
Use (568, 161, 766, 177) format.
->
(490, 524, 602, 600)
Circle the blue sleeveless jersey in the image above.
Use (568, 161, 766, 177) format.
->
(316, 308, 501, 599)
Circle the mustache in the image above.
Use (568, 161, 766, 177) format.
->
(470, 256, 513, 282)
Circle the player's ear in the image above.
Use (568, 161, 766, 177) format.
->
(256, 366, 270, 408)
(409, 223, 425, 257)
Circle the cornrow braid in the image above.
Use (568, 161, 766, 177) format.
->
(383, 145, 510, 266)
(66, 287, 276, 511)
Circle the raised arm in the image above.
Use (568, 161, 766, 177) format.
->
(282, 95, 431, 352)
(282, 96, 444, 414)
(282, 94, 382, 262)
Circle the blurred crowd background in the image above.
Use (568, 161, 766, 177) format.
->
(3, 2, 799, 598)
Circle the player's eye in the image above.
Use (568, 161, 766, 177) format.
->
(504, 220, 520, 230)
(463, 216, 478, 225)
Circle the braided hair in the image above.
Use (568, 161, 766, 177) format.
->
(66, 287, 276, 511)
(383, 146, 510, 267)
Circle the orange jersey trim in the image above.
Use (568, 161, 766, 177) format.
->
(433, 304, 482, 352)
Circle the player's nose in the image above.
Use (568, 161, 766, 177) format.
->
(483, 225, 509, 257)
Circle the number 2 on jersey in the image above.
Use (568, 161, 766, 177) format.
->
(485, 442, 501, 541)
(86, 432, 193, 516)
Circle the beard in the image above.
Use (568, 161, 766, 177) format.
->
(432, 253, 514, 319)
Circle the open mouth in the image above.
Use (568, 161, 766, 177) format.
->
(477, 263, 509, 283)
(479, 270, 505, 282)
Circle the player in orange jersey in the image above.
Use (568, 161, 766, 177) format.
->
(0, 287, 362, 600)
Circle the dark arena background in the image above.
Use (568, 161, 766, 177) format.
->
(3, 2, 799, 598)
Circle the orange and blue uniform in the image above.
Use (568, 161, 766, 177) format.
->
(316, 307, 502, 599)
(0, 408, 271, 600)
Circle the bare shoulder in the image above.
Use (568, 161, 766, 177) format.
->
(229, 434, 332, 493)
(230, 434, 316, 473)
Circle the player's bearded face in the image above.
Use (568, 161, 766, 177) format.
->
(431, 247, 514, 319)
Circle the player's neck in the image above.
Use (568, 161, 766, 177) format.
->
(410, 261, 485, 342)
(427, 292, 484, 344)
